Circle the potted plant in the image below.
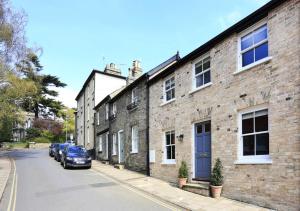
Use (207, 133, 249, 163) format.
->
(178, 161, 188, 188)
(210, 158, 224, 198)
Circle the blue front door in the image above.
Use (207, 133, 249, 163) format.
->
(195, 122, 211, 180)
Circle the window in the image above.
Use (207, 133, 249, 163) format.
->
(112, 133, 117, 155)
(164, 76, 175, 102)
(99, 135, 103, 152)
(164, 130, 175, 163)
(105, 104, 109, 120)
(239, 108, 270, 162)
(131, 125, 139, 153)
(105, 132, 109, 159)
(132, 88, 138, 103)
(87, 127, 90, 143)
(194, 56, 211, 88)
(239, 24, 269, 68)
(112, 102, 117, 115)
(97, 112, 100, 125)
(87, 104, 90, 121)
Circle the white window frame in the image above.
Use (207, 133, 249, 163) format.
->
(131, 87, 138, 103)
(237, 19, 271, 73)
(162, 130, 176, 164)
(112, 133, 117, 155)
(131, 125, 139, 153)
(235, 105, 272, 165)
(97, 111, 100, 125)
(192, 54, 212, 90)
(99, 135, 103, 152)
(87, 127, 90, 144)
(112, 102, 117, 115)
(163, 75, 175, 103)
(105, 104, 109, 120)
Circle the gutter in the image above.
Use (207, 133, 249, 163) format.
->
(146, 77, 150, 176)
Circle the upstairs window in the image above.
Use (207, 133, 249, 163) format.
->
(194, 56, 211, 88)
(131, 125, 139, 153)
(164, 76, 175, 102)
(240, 24, 269, 68)
(97, 111, 100, 125)
(131, 88, 138, 103)
(112, 102, 117, 115)
(105, 104, 109, 120)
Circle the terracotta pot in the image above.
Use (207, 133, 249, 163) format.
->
(178, 177, 187, 188)
(210, 185, 222, 198)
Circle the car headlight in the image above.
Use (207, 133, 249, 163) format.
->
(66, 157, 73, 161)
(87, 157, 92, 161)
(59, 150, 62, 154)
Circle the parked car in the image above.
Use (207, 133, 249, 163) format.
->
(53, 143, 69, 162)
(49, 143, 59, 157)
(60, 145, 92, 169)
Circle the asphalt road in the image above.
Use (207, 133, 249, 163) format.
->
(1, 149, 176, 211)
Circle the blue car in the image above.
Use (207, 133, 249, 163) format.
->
(53, 143, 69, 162)
(60, 145, 92, 169)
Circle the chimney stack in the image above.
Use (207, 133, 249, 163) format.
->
(104, 63, 122, 76)
(127, 60, 142, 85)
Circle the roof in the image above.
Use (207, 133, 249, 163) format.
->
(110, 53, 181, 102)
(94, 86, 125, 110)
(75, 69, 126, 101)
(148, 0, 284, 85)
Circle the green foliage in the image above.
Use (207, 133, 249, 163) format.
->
(25, 127, 41, 139)
(210, 158, 224, 186)
(178, 161, 189, 178)
(32, 136, 50, 143)
(7, 141, 29, 149)
(40, 130, 54, 141)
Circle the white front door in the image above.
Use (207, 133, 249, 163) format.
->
(118, 130, 125, 163)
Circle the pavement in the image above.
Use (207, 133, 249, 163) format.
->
(0, 149, 179, 211)
(92, 161, 271, 211)
(0, 156, 11, 201)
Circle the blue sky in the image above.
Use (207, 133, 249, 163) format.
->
(12, 0, 269, 107)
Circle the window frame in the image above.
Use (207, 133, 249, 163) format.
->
(131, 125, 139, 153)
(163, 75, 175, 103)
(163, 130, 176, 164)
(97, 111, 100, 125)
(236, 105, 272, 164)
(112, 133, 117, 155)
(237, 20, 271, 72)
(131, 87, 138, 103)
(112, 102, 117, 115)
(105, 104, 109, 120)
(192, 54, 211, 90)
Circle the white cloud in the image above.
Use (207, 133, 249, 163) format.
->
(218, 10, 242, 30)
(53, 87, 78, 108)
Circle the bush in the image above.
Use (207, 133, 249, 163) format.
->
(210, 158, 223, 186)
(32, 137, 51, 143)
(178, 161, 188, 178)
(26, 128, 41, 139)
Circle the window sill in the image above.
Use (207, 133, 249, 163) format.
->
(234, 56, 272, 75)
(161, 160, 176, 165)
(160, 98, 176, 107)
(130, 151, 138, 154)
(189, 82, 212, 95)
(234, 157, 272, 165)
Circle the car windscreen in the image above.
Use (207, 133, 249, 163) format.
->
(68, 147, 87, 154)
(59, 144, 67, 150)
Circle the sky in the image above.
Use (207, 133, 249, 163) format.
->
(12, 0, 269, 108)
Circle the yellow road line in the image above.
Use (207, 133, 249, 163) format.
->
(12, 174, 17, 211)
(7, 159, 16, 211)
(89, 169, 182, 211)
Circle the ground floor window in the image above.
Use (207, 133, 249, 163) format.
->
(112, 133, 117, 155)
(131, 125, 139, 153)
(239, 108, 270, 162)
(98, 135, 103, 152)
(164, 130, 175, 164)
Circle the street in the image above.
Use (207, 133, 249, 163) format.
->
(1, 149, 177, 211)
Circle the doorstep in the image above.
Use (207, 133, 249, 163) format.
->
(182, 182, 210, 197)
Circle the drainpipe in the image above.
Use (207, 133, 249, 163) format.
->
(146, 78, 150, 176)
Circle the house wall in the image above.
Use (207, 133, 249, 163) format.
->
(95, 101, 110, 161)
(110, 79, 148, 173)
(149, 1, 300, 210)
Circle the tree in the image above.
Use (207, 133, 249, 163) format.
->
(59, 107, 75, 140)
(17, 52, 66, 118)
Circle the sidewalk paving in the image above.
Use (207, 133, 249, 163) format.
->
(0, 156, 11, 200)
(92, 161, 270, 211)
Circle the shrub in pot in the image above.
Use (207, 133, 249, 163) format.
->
(178, 161, 188, 188)
(210, 158, 223, 198)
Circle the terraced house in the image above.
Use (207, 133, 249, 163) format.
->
(94, 55, 180, 173)
(148, 0, 299, 210)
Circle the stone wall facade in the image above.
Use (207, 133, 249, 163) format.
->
(110, 78, 148, 173)
(149, 1, 300, 210)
